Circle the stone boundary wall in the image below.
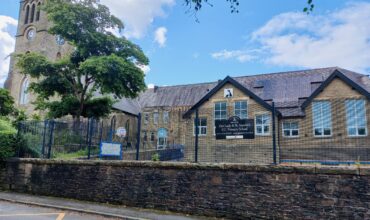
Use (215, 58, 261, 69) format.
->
(1, 159, 370, 219)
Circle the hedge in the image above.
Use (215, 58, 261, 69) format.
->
(0, 119, 17, 160)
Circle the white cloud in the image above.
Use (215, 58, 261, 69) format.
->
(0, 15, 17, 88)
(251, 2, 370, 72)
(100, 0, 175, 39)
(211, 49, 256, 63)
(147, 83, 155, 89)
(154, 26, 167, 47)
(138, 64, 151, 75)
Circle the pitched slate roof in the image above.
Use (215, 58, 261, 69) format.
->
(114, 67, 370, 117)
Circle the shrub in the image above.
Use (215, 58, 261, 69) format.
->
(151, 152, 160, 161)
(0, 119, 17, 160)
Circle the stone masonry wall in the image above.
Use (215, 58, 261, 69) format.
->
(279, 78, 370, 162)
(2, 158, 370, 219)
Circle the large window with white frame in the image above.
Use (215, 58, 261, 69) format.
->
(345, 99, 367, 136)
(255, 114, 270, 135)
(312, 101, 332, 137)
(234, 101, 247, 119)
(214, 102, 227, 121)
(19, 78, 29, 105)
(283, 122, 299, 137)
(194, 117, 207, 136)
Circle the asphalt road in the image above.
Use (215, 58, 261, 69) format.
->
(0, 201, 120, 220)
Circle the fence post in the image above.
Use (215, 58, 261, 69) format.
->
(87, 118, 94, 160)
(135, 113, 142, 161)
(272, 102, 277, 165)
(194, 108, 199, 163)
(16, 121, 22, 157)
(41, 120, 48, 158)
(86, 118, 90, 146)
(47, 120, 55, 159)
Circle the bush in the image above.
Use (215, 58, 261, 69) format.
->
(0, 119, 18, 160)
(151, 153, 160, 161)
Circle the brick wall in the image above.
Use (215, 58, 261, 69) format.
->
(2, 158, 370, 219)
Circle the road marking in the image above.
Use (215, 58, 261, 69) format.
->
(56, 212, 66, 220)
(0, 213, 61, 217)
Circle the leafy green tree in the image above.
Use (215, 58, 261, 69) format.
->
(0, 88, 15, 117)
(184, 0, 314, 14)
(16, 0, 148, 120)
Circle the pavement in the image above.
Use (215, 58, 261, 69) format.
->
(0, 192, 217, 220)
(0, 200, 117, 220)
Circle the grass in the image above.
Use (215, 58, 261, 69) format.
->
(53, 148, 100, 159)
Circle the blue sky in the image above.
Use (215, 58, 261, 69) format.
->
(1, 0, 370, 88)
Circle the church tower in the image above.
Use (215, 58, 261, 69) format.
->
(4, 0, 72, 115)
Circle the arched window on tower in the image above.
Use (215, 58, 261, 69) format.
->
(36, 2, 41, 21)
(56, 52, 61, 60)
(20, 78, 29, 105)
(24, 5, 30, 24)
(30, 4, 36, 23)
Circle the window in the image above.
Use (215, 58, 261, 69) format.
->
(153, 112, 159, 125)
(163, 111, 169, 124)
(150, 132, 155, 142)
(36, 2, 41, 21)
(143, 131, 147, 141)
(283, 122, 299, 137)
(30, 4, 36, 23)
(234, 101, 247, 119)
(255, 114, 270, 135)
(157, 128, 167, 149)
(24, 5, 30, 24)
(194, 118, 207, 136)
(19, 78, 29, 105)
(214, 102, 227, 121)
(346, 100, 367, 136)
(312, 101, 332, 137)
(144, 113, 149, 124)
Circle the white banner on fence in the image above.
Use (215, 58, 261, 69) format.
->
(100, 142, 121, 156)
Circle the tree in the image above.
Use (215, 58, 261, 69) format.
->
(0, 88, 15, 117)
(184, 0, 314, 14)
(16, 0, 148, 120)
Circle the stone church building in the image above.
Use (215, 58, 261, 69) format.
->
(5, 0, 370, 164)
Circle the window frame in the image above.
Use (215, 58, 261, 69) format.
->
(19, 78, 29, 105)
(30, 4, 36, 23)
(214, 101, 228, 135)
(157, 128, 168, 149)
(144, 113, 149, 125)
(345, 99, 368, 137)
(153, 112, 159, 125)
(282, 121, 299, 138)
(234, 100, 248, 119)
(255, 113, 271, 136)
(36, 2, 41, 21)
(312, 101, 332, 137)
(163, 111, 169, 124)
(193, 117, 207, 136)
(24, 5, 30, 24)
(150, 132, 155, 142)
